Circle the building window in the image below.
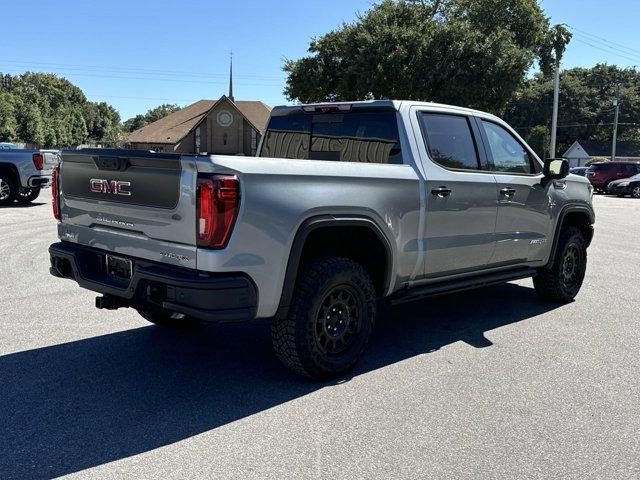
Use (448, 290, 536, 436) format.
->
(217, 111, 233, 127)
(151, 145, 164, 152)
(223, 133, 228, 146)
(195, 126, 201, 152)
(251, 129, 258, 156)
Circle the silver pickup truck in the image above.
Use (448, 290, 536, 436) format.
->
(0, 148, 59, 205)
(49, 100, 594, 378)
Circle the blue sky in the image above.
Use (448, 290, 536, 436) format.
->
(1, 0, 639, 120)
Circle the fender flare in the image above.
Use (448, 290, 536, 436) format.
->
(275, 215, 394, 319)
(546, 204, 595, 269)
(0, 162, 21, 183)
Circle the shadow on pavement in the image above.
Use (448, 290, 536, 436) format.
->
(0, 202, 46, 209)
(0, 283, 560, 479)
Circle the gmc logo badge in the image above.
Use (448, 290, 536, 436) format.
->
(90, 178, 132, 196)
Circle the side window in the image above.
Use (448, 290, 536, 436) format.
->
(420, 113, 480, 170)
(481, 121, 536, 174)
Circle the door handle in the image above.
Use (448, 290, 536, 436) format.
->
(500, 187, 516, 197)
(431, 186, 452, 197)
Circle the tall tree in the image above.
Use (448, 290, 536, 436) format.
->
(504, 64, 640, 155)
(284, 0, 569, 113)
(0, 92, 17, 141)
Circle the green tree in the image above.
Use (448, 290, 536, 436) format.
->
(505, 64, 640, 154)
(0, 92, 18, 141)
(284, 0, 569, 113)
(16, 103, 44, 145)
(0, 71, 122, 146)
(525, 125, 550, 159)
(123, 104, 181, 132)
(85, 101, 121, 141)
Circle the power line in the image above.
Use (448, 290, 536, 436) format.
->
(567, 25, 640, 57)
(0, 67, 284, 88)
(572, 37, 640, 65)
(516, 122, 639, 130)
(0, 59, 285, 81)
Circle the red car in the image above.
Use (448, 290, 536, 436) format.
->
(585, 161, 640, 193)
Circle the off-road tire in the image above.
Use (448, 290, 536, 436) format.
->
(271, 256, 376, 379)
(534, 226, 587, 303)
(137, 306, 200, 329)
(16, 187, 41, 204)
(0, 173, 18, 206)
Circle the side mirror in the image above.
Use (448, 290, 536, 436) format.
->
(544, 158, 569, 179)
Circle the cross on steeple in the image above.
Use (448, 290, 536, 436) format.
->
(228, 51, 234, 102)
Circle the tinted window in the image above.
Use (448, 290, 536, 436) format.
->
(482, 121, 535, 174)
(259, 114, 311, 159)
(260, 112, 402, 164)
(587, 163, 612, 172)
(420, 114, 480, 170)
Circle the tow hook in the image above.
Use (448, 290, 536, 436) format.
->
(95, 295, 128, 310)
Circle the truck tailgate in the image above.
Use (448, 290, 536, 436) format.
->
(58, 149, 198, 269)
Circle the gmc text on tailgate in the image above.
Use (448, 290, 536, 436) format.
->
(49, 100, 595, 378)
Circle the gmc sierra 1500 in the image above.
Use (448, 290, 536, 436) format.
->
(49, 100, 594, 378)
(0, 148, 59, 206)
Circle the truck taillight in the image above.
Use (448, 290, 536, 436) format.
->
(52, 166, 61, 220)
(196, 175, 239, 249)
(33, 153, 44, 170)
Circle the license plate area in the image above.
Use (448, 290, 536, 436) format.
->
(105, 254, 133, 281)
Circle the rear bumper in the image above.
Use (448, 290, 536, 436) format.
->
(49, 242, 257, 322)
(28, 174, 51, 188)
(607, 183, 631, 195)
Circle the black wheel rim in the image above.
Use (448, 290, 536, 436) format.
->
(561, 244, 581, 287)
(18, 188, 34, 198)
(0, 178, 10, 201)
(315, 285, 361, 356)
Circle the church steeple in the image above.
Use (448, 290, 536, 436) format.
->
(228, 51, 234, 102)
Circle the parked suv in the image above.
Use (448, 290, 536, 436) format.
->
(585, 161, 640, 193)
(49, 100, 595, 378)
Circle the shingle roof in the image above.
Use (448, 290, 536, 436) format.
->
(578, 140, 640, 158)
(128, 97, 271, 144)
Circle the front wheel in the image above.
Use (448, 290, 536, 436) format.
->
(271, 257, 376, 379)
(16, 187, 41, 204)
(631, 185, 640, 199)
(534, 226, 587, 302)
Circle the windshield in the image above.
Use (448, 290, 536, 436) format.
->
(587, 163, 612, 172)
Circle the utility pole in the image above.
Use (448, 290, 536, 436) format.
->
(612, 85, 620, 161)
(550, 61, 560, 158)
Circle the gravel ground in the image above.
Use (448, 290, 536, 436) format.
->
(0, 194, 638, 479)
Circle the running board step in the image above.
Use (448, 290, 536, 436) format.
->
(390, 267, 537, 305)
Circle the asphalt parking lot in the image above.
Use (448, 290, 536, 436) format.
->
(0, 194, 639, 479)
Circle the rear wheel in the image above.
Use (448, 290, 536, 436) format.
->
(136, 306, 200, 330)
(0, 173, 17, 206)
(271, 256, 376, 379)
(16, 187, 41, 204)
(534, 226, 587, 302)
(631, 185, 640, 199)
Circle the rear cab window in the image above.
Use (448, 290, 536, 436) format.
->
(419, 113, 483, 171)
(260, 110, 403, 164)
